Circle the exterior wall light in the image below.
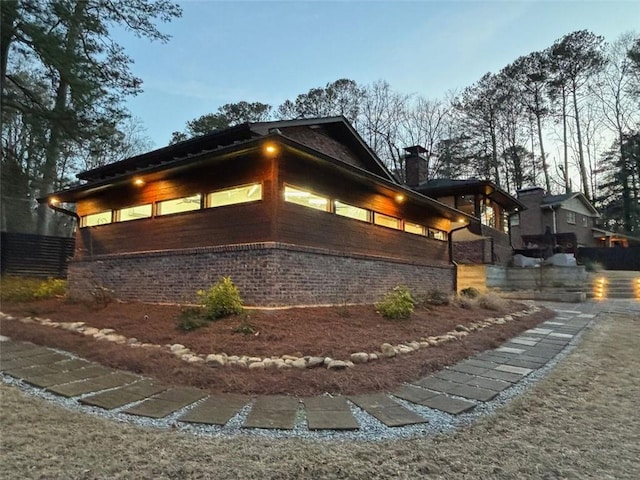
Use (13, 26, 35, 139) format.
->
(49, 197, 60, 206)
(264, 144, 277, 155)
(133, 178, 145, 186)
(395, 194, 405, 203)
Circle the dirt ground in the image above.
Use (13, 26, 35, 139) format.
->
(0, 298, 552, 395)
(1, 311, 638, 479)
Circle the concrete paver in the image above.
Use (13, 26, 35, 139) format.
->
(418, 394, 476, 415)
(46, 372, 140, 397)
(80, 380, 168, 409)
(348, 393, 426, 427)
(495, 365, 533, 375)
(302, 396, 359, 430)
(1, 352, 69, 370)
(393, 385, 441, 405)
(179, 394, 250, 426)
(124, 387, 207, 419)
(243, 396, 300, 430)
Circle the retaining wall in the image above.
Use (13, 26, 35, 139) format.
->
(68, 242, 454, 307)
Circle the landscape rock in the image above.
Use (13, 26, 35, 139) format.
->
(248, 361, 265, 370)
(291, 358, 307, 369)
(205, 354, 226, 366)
(380, 343, 396, 358)
(327, 360, 351, 370)
(350, 352, 369, 364)
(306, 356, 325, 368)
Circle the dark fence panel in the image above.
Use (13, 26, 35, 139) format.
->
(577, 246, 640, 271)
(1, 232, 75, 278)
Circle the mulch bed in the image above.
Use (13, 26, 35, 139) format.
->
(0, 298, 554, 396)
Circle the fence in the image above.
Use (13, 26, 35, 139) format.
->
(1, 232, 75, 278)
(577, 246, 640, 271)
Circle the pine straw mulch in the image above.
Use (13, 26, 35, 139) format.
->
(0, 298, 554, 396)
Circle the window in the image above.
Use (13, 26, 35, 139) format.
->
(157, 194, 202, 216)
(117, 204, 152, 222)
(208, 183, 262, 208)
(334, 201, 369, 222)
(566, 211, 576, 224)
(480, 203, 495, 229)
(404, 221, 425, 235)
(374, 212, 401, 230)
(284, 185, 329, 211)
(428, 228, 448, 241)
(82, 211, 112, 227)
(582, 217, 588, 227)
(510, 214, 520, 226)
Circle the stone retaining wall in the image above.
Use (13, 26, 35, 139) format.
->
(68, 242, 454, 307)
(487, 265, 588, 290)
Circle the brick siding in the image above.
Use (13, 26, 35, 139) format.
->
(68, 242, 454, 307)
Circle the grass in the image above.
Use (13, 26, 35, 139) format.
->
(0, 276, 66, 303)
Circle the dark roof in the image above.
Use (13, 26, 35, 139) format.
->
(413, 178, 525, 211)
(79, 116, 395, 183)
(541, 192, 599, 216)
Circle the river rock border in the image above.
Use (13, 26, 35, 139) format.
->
(0, 304, 540, 371)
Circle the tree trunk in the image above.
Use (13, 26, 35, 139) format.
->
(561, 87, 570, 193)
(36, 0, 86, 235)
(535, 111, 550, 192)
(0, 0, 18, 99)
(571, 83, 591, 200)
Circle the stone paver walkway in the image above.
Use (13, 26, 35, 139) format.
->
(2, 299, 637, 433)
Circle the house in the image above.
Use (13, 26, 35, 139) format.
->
(511, 187, 602, 250)
(42, 117, 478, 307)
(403, 146, 525, 266)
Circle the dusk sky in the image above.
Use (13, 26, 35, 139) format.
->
(114, 1, 640, 148)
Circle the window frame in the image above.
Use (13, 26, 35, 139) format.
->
(81, 210, 113, 228)
(373, 212, 402, 230)
(566, 211, 576, 225)
(283, 184, 331, 212)
(156, 193, 203, 217)
(206, 182, 263, 209)
(334, 200, 371, 222)
(115, 203, 153, 223)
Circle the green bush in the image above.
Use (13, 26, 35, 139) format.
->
(233, 314, 257, 335)
(0, 277, 67, 302)
(175, 307, 208, 331)
(375, 285, 415, 320)
(197, 277, 244, 320)
(424, 289, 451, 306)
(460, 287, 480, 298)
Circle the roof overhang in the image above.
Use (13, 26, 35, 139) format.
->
(416, 180, 525, 211)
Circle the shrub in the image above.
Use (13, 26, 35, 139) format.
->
(197, 276, 244, 320)
(477, 292, 508, 311)
(233, 314, 257, 335)
(33, 278, 67, 299)
(453, 294, 477, 310)
(424, 289, 451, 306)
(0, 277, 67, 302)
(460, 287, 480, 298)
(375, 285, 415, 320)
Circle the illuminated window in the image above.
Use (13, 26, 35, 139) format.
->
(208, 183, 262, 208)
(481, 203, 495, 228)
(334, 201, 369, 222)
(157, 194, 202, 216)
(566, 211, 576, 224)
(117, 204, 152, 222)
(428, 228, 448, 241)
(374, 212, 401, 230)
(404, 221, 425, 235)
(284, 185, 329, 211)
(82, 211, 112, 227)
(510, 214, 520, 226)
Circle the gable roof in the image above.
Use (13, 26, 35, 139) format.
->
(541, 192, 599, 216)
(78, 116, 395, 184)
(413, 178, 525, 211)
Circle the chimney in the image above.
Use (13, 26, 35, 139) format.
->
(516, 187, 545, 207)
(404, 145, 428, 187)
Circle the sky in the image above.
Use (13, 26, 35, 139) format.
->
(115, 0, 640, 149)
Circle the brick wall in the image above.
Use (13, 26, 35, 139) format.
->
(68, 242, 454, 307)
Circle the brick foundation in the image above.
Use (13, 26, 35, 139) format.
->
(68, 242, 454, 307)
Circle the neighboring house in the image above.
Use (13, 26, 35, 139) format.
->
(511, 187, 601, 249)
(41, 117, 478, 307)
(403, 146, 525, 266)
